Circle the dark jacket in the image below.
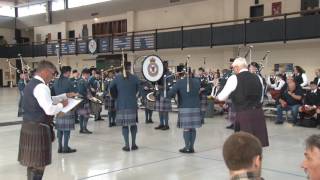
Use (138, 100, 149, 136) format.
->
(167, 77, 201, 108)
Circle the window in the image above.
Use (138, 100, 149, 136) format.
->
(52, 0, 65, 11)
(18, 3, 46, 17)
(68, 0, 111, 8)
(0, 6, 15, 17)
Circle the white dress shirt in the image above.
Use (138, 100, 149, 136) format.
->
(270, 79, 286, 91)
(33, 75, 67, 116)
(301, 73, 308, 87)
(210, 86, 219, 97)
(217, 69, 264, 102)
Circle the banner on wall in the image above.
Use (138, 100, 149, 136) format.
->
(134, 34, 155, 50)
(274, 63, 293, 73)
(113, 36, 131, 51)
(272, 2, 282, 15)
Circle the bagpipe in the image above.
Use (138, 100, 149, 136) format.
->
(301, 105, 320, 117)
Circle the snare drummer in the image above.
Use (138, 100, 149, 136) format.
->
(139, 80, 154, 124)
(77, 68, 93, 134)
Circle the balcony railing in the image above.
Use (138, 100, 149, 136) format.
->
(0, 8, 320, 59)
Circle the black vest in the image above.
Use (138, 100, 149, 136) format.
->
(23, 78, 50, 122)
(230, 71, 262, 112)
(294, 74, 303, 85)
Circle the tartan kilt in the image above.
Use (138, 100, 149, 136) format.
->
(155, 96, 172, 112)
(18, 122, 52, 167)
(116, 109, 137, 126)
(143, 98, 155, 111)
(104, 96, 115, 111)
(55, 111, 75, 131)
(177, 108, 202, 129)
(77, 102, 91, 118)
(200, 94, 208, 112)
(235, 108, 269, 147)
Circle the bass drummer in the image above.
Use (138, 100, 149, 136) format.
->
(155, 61, 174, 131)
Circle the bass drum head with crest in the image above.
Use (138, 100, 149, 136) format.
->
(142, 55, 164, 82)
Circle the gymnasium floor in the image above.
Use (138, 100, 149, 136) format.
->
(0, 88, 317, 180)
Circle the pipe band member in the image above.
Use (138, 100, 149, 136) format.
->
(18, 61, 75, 180)
(198, 67, 210, 124)
(103, 71, 116, 127)
(89, 68, 104, 121)
(139, 80, 154, 124)
(167, 68, 202, 153)
(77, 68, 93, 134)
(53, 66, 77, 154)
(18, 73, 27, 117)
(217, 57, 269, 147)
(110, 62, 140, 152)
(154, 61, 173, 130)
(70, 69, 80, 124)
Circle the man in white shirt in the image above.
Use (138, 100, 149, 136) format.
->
(217, 57, 269, 147)
(18, 61, 76, 180)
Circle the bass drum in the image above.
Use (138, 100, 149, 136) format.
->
(133, 55, 164, 82)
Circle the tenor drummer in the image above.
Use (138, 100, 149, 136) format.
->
(154, 61, 173, 130)
(217, 57, 269, 147)
(139, 80, 154, 124)
(110, 62, 140, 151)
(167, 67, 202, 153)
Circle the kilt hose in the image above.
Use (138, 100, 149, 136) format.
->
(18, 122, 53, 167)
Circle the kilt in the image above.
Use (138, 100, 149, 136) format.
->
(177, 108, 202, 129)
(116, 109, 137, 126)
(18, 122, 52, 167)
(143, 98, 155, 111)
(155, 96, 172, 112)
(77, 102, 91, 118)
(228, 103, 236, 124)
(104, 96, 115, 111)
(200, 94, 208, 112)
(235, 108, 269, 147)
(55, 111, 75, 131)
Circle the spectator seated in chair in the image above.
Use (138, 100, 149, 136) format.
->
(297, 81, 320, 128)
(275, 79, 303, 125)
